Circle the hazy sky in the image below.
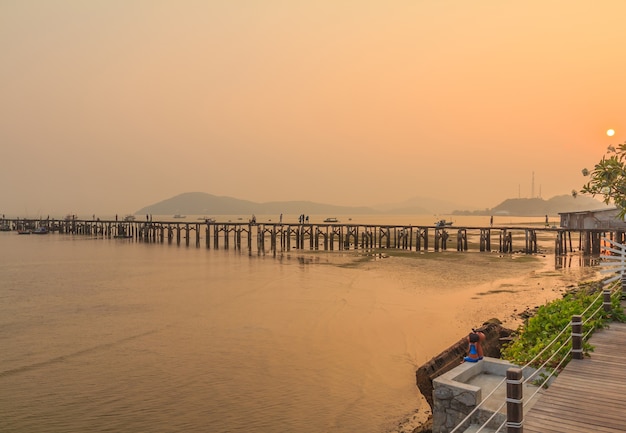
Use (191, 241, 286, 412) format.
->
(1, 1, 625, 217)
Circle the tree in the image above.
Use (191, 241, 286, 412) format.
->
(578, 141, 626, 219)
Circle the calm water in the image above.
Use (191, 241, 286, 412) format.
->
(0, 215, 596, 432)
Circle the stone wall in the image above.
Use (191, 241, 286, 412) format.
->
(432, 358, 515, 433)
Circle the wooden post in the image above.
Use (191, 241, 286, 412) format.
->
(506, 367, 524, 433)
(571, 314, 583, 360)
(603, 289, 612, 314)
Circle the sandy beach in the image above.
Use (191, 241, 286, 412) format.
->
(300, 248, 601, 432)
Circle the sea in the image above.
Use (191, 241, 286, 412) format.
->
(0, 214, 600, 433)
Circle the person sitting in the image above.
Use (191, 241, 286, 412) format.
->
(464, 330, 485, 362)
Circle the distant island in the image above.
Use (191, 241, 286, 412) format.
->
(452, 195, 610, 217)
(135, 192, 609, 217)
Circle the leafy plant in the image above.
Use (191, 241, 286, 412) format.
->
(578, 141, 626, 219)
(501, 285, 624, 370)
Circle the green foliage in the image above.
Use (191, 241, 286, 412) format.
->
(501, 287, 623, 370)
(579, 141, 626, 219)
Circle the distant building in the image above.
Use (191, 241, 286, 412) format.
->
(559, 208, 626, 230)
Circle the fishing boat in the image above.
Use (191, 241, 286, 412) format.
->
(434, 219, 453, 228)
(123, 215, 136, 221)
(32, 227, 49, 234)
(17, 229, 31, 235)
(173, 214, 186, 219)
(323, 217, 339, 223)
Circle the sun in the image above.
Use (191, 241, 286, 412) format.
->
(607, 129, 615, 137)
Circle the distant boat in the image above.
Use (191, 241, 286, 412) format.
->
(123, 215, 136, 221)
(173, 214, 186, 219)
(204, 218, 216, 223)
(323, 217, 339, 223)
(32, 227, 49, 234)
(435, 219, 453, 228)
(17, 229, 31, 235)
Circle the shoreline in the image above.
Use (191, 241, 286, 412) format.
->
(293, 248, 601, 433)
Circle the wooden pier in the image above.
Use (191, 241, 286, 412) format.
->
(523, 321, 626, 433)
(1, 217, 620, 257)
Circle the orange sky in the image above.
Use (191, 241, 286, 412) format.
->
(1, 1, 625, 216)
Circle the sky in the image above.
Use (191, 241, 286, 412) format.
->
(1, 1, 625, 217)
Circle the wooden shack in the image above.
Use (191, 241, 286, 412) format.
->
(559, 207, 626, 230)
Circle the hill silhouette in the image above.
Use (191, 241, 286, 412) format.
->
(136, 192, 608, 217)
(453, 195, 609, 216)
(135, 192, 380, 216)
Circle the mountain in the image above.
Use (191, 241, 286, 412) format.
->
(459, 195, 610, 216)
(136, 192, 610, 217)
(135, 192, 380, 216)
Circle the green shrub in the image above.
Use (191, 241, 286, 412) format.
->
(501, 284, 625, 370)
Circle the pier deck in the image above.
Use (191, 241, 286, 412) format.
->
(0, 217, 619, 257)
(523, 321, 626, 433)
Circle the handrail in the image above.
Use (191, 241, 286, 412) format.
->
(448, 279, 620, 433)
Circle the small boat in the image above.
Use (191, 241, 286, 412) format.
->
(32, 227, 49, 234)
(0, 223, 11, 232)
(324, 217, 339, 223)
(173, 214, 186, 219)
(435, 219, 453, 228)
(204, 218, 216, 223)
(123, 215, 136, 221)
(17, 229, 31, 235)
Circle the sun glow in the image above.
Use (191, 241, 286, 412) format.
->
(607, 129, 615, 136)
